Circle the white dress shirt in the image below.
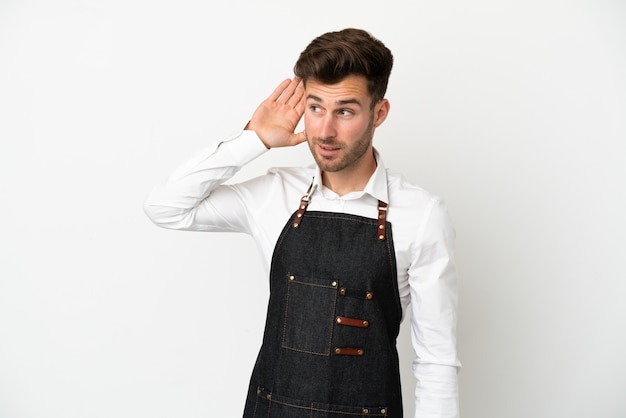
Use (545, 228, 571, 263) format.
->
(144, 130, 461, 418)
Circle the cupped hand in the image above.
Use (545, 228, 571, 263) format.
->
(246, 77, 307, 149)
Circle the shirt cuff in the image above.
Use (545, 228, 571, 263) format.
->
(219, 129, 269, 164)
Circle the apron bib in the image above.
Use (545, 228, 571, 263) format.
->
(243, 189, 403, 417)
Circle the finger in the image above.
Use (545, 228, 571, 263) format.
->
(267, 79, 292, 102)
(285, 78, 304, 107)
(279, 77, 300, 104)
(293, 90, 306, 115)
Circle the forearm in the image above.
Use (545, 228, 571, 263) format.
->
(143, 130, 268, 231)
(414, 364, 459, 418)
(411, 265, 460, 418)
(409, 198, 461, 418)
(411, 293, 460, 418)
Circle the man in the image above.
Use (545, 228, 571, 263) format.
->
(144, 28, 460, 418)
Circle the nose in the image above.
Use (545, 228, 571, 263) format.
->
(318, 114, 337, 140)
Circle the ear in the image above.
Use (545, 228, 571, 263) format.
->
(373, 99, 390, 128)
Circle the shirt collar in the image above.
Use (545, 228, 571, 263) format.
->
(311, 148, 389, 204)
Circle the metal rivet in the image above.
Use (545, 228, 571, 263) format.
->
(289, 275, 295, 281)
(331, 281, 337, 287)
(297, 213, 302, 218)
(363, 320, 369, 327)
(336, 317, 342, 323)
(334, 348, 341, 354)
(366, 292, 374, 300)
(293, 223, 299, 228)
(363, 408, 369, 414)
(340, 288, 346, 296)
(357, 349, 364, 355)
(300, 205, 306, 209)
(381, 408, 386, 414)
(378, 234, 384, 240)
(379, 224, 384, 229)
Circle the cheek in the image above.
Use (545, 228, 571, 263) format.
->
(303, 113, 317, 132)
(344, 119, 371, 138)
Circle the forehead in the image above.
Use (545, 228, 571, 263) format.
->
(305, 75, 371, 107)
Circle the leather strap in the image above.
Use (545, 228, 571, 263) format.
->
(377, 201, 388, 241)
(335, 316, 370, 328)
(292, 197, 309, 228)
(333, 347, 364, 356)
(292, 179, 314, 228)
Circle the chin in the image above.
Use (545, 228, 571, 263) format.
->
(315, 158, 345, 173)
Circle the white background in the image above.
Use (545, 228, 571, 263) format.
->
(1, 1, 625, 417)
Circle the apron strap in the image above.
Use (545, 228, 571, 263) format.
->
(292, 178, 314, 229)
(292, 179, 389, 242)
(377, 200, 388, 241)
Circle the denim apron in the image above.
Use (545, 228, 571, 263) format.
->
(243, 185, 403, 418)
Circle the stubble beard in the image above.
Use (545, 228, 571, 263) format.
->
(306, 117, 375, 173)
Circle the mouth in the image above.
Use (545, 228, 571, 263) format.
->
(317, 142, 341, 157)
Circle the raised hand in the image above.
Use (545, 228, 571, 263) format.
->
(246, 77, 307, 149)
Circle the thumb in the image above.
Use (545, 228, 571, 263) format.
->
(292, 130, 307, 145)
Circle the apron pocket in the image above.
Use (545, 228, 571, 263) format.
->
(281, 274, 338, 356)
(254, 387, 390, 418)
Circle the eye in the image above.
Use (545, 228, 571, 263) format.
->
(309, 104, 322, 113)
(338, 109, 354, 117)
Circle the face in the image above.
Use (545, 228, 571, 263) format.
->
(304, 75, 389, 174)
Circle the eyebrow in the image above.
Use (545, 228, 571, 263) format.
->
(306, 94, 363, 107)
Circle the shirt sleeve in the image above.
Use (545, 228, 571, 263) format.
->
(143, 130, 269, 233)
(409, 198, 461, 418)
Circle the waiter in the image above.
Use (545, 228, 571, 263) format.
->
(144, 28, 461, 418)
